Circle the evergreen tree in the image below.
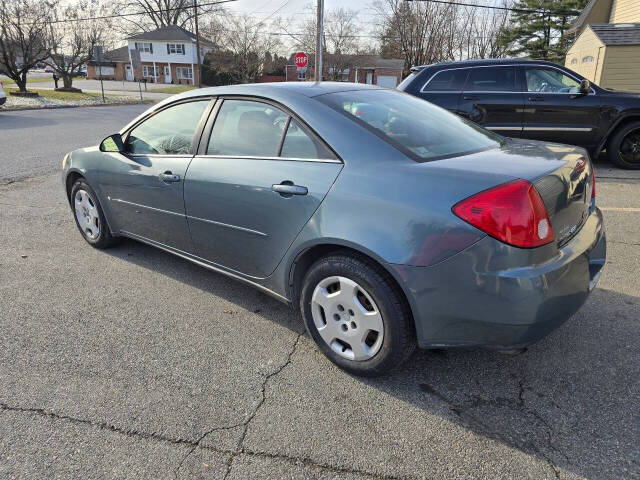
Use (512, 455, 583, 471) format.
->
(497, 0, 588, 63)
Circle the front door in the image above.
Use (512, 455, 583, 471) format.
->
(184, 98, 342, 278)
(125, 65, 133, 81)
(458, 65, 524, 137)
(164, 66, 172, 84)
(520, 65, 602, 149)
(98, 99, 211, 251)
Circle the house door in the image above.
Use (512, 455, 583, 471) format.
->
(125, 65, 133, 81)
(366, 72, 373, 84)
(164, 66, 172, 84)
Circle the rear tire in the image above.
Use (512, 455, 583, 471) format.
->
(607, 120, 640, 169)
(299, 252, 416, 376)
(70, 179, 119, 249)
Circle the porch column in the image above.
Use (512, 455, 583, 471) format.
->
(191, 63, 195, 85)
(167, 62, 171, 83)
(153, 61, 157, 83)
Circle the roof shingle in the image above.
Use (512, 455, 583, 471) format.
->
(590, 23, 640, 45)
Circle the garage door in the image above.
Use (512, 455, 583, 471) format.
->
(376, 75, 398, 88)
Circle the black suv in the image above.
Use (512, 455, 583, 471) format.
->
(398, 58, 640, 169)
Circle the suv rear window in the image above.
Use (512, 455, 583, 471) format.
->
(465, 66, 517, 92)
(318, 89, 502, 162)
(423, 69, 468, 91)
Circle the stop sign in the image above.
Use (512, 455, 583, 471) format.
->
(294, 51, 308, 69)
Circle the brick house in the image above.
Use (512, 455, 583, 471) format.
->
(87, 25, 215, 85)
(285, 54, 404, 87)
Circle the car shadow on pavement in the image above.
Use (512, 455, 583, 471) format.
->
(105, 239, 638, 479)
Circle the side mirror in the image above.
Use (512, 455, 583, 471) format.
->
(100, 133, 124, 153)
(579, 79, 591, 95)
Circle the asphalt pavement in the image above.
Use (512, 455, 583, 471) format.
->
(0, 106, 638, 479)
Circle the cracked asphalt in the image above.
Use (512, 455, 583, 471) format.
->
(1, 106, 639, 479)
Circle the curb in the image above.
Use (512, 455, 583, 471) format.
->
(0, 100, 155, 112)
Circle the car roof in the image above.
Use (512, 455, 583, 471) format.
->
(178, 81, 385, 100)
(412, 58, 560, 71)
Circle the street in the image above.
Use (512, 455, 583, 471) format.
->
(0, 105, 639, 479)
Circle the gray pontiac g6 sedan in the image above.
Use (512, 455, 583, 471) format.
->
(61, 82, 606, 376)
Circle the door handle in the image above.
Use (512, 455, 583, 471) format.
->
(159, 171, 181, 183)
(272, 182, 308, 197)
(528, 96, 545, 102)
(463, 95, 479, 101)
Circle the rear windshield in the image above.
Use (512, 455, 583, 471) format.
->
(318, 89, 502, 162)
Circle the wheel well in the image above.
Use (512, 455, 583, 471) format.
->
(288, 244, 416, 329)
(605, 116, 640, 149)
(65, 172, 83, 202)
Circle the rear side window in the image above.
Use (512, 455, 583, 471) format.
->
(126, 100, 209, 155)
(280, 119, 334, 159)
(423, 69, 468, 91)
(465, 66, 517, 92)
(208, 100, 287, 157)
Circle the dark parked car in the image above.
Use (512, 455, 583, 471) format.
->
(398, 58, 640, 169)
(62, 82, 605, 375)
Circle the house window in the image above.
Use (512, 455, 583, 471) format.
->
(167, 43, 185, 55)
(582, 56, 594, 63)
(143, 66, 158, 77)
(135, 42, 153, 53)
(176, 67, 193, 79)
(570, 58, 578, 65)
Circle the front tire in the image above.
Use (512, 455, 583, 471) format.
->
(607, 121, 640, 169)
(300, 253, 416, 376)
(70, 179, 119, 249)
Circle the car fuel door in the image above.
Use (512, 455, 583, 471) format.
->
(184, 98, 342, 278)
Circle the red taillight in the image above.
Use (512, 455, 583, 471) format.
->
(591, 170, 596, 199)
(452, 179, 554, 248)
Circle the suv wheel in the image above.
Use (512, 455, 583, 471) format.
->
(299, 253, 416, 376)
(607, 120, 640, 170)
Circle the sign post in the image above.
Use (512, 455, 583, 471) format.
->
(294, 51, 308, 81)
(93, 46, 105, 103)
(130, 49, 143, 101)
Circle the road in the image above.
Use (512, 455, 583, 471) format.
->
(1, 106, 639, 479)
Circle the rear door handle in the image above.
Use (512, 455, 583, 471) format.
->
(463, 95, 479, 100)
(528, 96, 545, 102)
(272, 183, 308, 196)
(159, 171, 181, 183)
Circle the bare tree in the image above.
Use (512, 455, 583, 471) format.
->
(207, 13, 281, 83)
(47, 2, 109, 90)
(294, 7, 361, 80)
(454, 0, 514, 60)
(0, 0, 55, 93)
(113, 0, 224, 34)
(374, 0, 457, 74)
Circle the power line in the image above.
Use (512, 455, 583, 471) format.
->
(406, 0, 582, 16)
(35, 0, 238, 26)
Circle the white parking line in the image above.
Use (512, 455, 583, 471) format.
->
(600, 207, 640, 212)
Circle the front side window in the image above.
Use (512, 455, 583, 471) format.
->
(423, 69, 468, 92)
(126, 100, 209, 155)
(525, 67, 581, 93)
(465, 66, 517, 92)
(319, 89, 502, 162)
(208, 100, 288, 157)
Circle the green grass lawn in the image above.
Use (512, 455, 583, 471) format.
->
(149, 85, 197, 94)
(7, 87, 117, 101)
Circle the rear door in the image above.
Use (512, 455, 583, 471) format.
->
(416, 68, 468, 114)
(184, 98, 343, 278)
(520, 65, 602, 149)
(459, 65, 524, 137)
(98, 99, 211, 251)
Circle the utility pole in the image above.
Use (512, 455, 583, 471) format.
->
(315, 0, 324, 82)
(194, 0, 202, 88)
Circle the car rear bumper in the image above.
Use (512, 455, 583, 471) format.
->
(391, 206, 606, 349)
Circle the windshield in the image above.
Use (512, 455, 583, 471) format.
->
(318, 89, 502, 162)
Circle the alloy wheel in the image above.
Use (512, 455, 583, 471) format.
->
(619, 130, 640, 165)
(311, 276, 384, 361)
(74, 189, 100, 240)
